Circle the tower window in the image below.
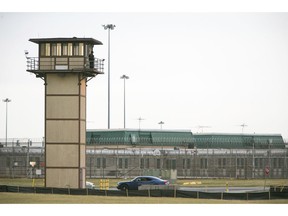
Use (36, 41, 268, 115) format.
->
(62, 43, 68, 56)
(68, 43, 73, 56)
(40, 43, 50, 56)
(51, 43, 57, 56)
(73, 43, 84, 56)
(51, 43, 61, 56)
(56, 43, 61, 56)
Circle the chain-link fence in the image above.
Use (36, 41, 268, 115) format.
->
(1, 138, 287, 179)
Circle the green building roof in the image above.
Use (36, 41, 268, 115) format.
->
(86, 129, 195, 148)
(86, 130, 285, 149)
(194, 133, 285, 149)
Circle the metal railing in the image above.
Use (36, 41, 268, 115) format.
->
(26, 57, 104, 74)
(26, 57, 39, 71)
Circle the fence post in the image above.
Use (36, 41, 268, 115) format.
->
(126, 189, 129, 197)
(174, 185, 177, 198)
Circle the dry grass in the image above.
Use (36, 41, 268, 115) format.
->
(0, 192, 288, 204)
(0, 178, 287, 204)
(1, 177, 287, 188)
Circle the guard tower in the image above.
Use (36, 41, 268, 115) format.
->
(26, 37, 104, 188)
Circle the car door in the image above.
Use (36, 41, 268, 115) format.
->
(131, 177, 142, 190)
(133, 177, 148, 189)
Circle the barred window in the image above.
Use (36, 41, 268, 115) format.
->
(201, 158, 208, 169)
(237, 158, 245, 168)
(157, 159, 161, 169)
(118, 158, 123, 169)
(187, 159, 191, 169)
(102, 158, 106, 168)
(96, 158, 101, 168)
(140, 158, 144, 169)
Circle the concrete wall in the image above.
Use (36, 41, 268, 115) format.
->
(45, 73, 86, 189)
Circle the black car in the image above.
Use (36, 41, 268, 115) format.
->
(117, 176, 169, 190)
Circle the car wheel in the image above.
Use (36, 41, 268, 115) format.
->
(120, 184, 129, 191)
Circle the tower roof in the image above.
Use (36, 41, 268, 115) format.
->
(29, 37, 103, 45)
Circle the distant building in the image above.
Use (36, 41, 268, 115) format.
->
(0, 129, 287, 179)
(86, 129, 285, 149)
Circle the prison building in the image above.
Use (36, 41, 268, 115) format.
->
(0, 130, 287, 179)
(86, 129, 285, 149)
(194, 133, 286, 149)
(86, 129, 195, 149)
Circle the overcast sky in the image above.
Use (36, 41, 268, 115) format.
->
(0, 12, 288, 140)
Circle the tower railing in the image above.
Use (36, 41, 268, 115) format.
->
(26, 57, 39, 71)
(26, 57, 104, 74)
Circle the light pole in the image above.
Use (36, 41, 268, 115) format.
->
(158, 121, 164, 130)
(102, 24, 116, 129)
(120, 75, 129, 129)
(3, 98, 11, 147)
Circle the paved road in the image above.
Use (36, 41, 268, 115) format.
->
(109, 186, 269, 193)
(178, 186, 269, 193)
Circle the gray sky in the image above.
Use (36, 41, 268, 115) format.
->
(0, 12, 288, 140)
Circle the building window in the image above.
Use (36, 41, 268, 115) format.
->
(62, 43, 68, 56)
(124, 158, 128, 169)
(237, 158, 245, 169)
(200, 158, 207, 169)
(273, 158, 278, 168)
(146, 158, 150, 169)
(218, 158, 226, 169)
(187, 159, 191, 169)
(56, 43, 61, 56)
(140, 158, 144, 169)
(183, 159, 191, 169)
(79, 43, 84, 55)
(156, 159, 161, 169)
(255, 158, 264, 169)
(118, 158, 123, 169)
(73, 43, 84, 56)
(119, 158, 128, 169)
(96, 158, 101, 168)
(171, 159, 176, 170)
(40, 43, 50, 56)
(51, 43, 57, 56)
(102, 158, 106, 168)
(68, 43, 73, 56)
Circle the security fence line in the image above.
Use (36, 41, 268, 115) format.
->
(0, 140, 288, 179)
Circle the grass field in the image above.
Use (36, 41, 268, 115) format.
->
(1, 177, 288, 188)
(0, 178, 288, 204)
(0, 192, 288, 204)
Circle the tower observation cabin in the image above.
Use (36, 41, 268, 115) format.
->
(27, 37, 104, 78)
(26, 37, 104, 189)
